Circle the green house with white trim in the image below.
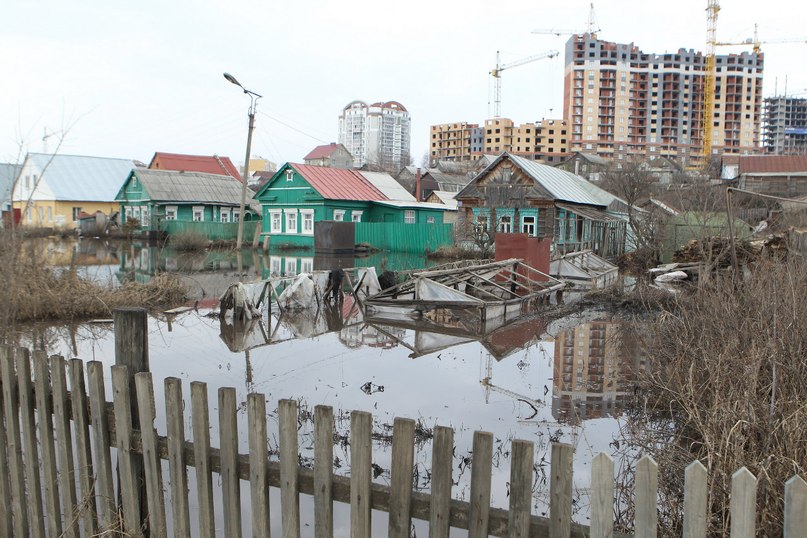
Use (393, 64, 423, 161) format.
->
(254, 163, 453, 251)
(115, 169, 259, 238)
(456, 153, 630, 258)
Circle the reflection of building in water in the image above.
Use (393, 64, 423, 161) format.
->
(339, 323, 404, 349)
(552, 320, 643, 422)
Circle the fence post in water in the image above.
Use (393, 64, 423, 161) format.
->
(113, 307, 150, 534)
(1, 345, 29, 537)
(550, 442, 573, 538)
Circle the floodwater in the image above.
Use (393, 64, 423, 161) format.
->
(19, 238, 642, 536)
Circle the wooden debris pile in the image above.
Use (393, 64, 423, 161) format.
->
(672, 234, 790, 267)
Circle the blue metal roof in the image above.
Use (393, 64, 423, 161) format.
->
(27, 153, 135, 201)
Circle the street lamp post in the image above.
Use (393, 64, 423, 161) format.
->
(223, 72, 262, 248)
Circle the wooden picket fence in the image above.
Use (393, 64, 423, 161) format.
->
(1, 341, 806, 536)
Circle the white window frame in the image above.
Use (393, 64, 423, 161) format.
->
(301, 209, 314, 235)
(404, 210, 415, 224)
(140, 206, 149, 227)
(285, 258, 297, 275)
(164, 205, 177, 221)
(498, 215, 512, 233)
(426, 216, 435, 224)
(333, 209, 345, 222)
(220, 208, 231, 223)
(286, 169, 294, 182)
(300, 257, 314, 274)
(521, 215, 536, 236)
(285, 209, 298, 234)
(233, 209, 241, 223)
(351, 210, 363, 223)
(269, 210, 282, 233)
(192, 206, 204, 222)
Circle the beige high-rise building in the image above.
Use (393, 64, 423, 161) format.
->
(429, 122, 484, 163)
(563, 33, 763, 166)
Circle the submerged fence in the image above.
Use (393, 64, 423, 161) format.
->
(355, 222, 453, 254)
(159, 219, 260, 242)
(1, 309, 806, 537)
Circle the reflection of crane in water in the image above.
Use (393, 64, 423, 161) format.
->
(480, 352, 545, 419)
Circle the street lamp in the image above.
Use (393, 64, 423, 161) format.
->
(223, 72, 262, 247)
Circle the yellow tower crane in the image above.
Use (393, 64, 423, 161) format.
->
(489, 49, 559, 118)
(702, 0, 720, 167)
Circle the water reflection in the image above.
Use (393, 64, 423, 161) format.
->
(552, 320, 644, 422)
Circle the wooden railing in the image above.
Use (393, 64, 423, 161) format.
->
(1, 311, 806, 536)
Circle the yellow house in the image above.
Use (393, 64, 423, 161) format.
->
(13, 153, 135, 229)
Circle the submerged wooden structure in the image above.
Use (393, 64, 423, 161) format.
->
(365, 258, 564, 325)
(550, 250, 618, 289)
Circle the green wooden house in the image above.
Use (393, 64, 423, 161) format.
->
(115, 169, 259, 239)
(254, 163, 453, 251)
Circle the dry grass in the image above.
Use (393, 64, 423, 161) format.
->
(168, 229, 209, 251)
(0, 231, 187, 327)
(615, 257, 807, 536)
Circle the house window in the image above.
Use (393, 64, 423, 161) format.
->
(233, 209, 241, 223)
(404, 210, 415, 224)
(46, 206, 52, 222)
(285, 258, 297, 275)
(522, 216, 536, 236)
(193, 206, 204, 222)
(220, 208, 231, 223)
(300, 257, 314, 274)
(351, 211, 363, 223)
(270, 211, 282, 233)
(427, 216, 435, 224)
(286, 210, 298, 233)
(301, 210, 314, 235)
(333, 210, 345, 222)
(498, 215, 512, 233)
(286, 169, 294, 182)
(72, 207, 82, 221)
(140, 206, 149, 226)
(165, 206, 177, 220)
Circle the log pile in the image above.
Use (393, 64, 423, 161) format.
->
(672, 234, 789, 266)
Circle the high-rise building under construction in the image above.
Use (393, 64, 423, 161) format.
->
(563, 33, 763, 165)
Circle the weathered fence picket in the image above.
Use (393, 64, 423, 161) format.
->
(0, 320, 806, 537)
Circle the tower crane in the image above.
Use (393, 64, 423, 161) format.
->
(490, 49, 559, 118)
(703, 5, 807, 168)
(531, 2, 600, 38)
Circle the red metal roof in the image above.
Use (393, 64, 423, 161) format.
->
(739, 155, 807, 175)
(291, 163, 387, 201)
(303, 143, 344, 161)
(149, 152, 241, 180)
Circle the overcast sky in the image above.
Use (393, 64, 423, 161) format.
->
(3, 0, 805, 169)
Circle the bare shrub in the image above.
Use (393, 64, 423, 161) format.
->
(168, 229, 209, 251)
(616, 257, 807, 536)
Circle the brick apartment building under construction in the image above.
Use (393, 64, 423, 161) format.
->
(563, 33, 763, 166)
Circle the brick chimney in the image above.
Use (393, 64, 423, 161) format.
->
(415, 167, 422, 201)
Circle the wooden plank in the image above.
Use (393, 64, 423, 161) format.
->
(729, 467, 756, 538)
(430, 425, 454, 538)
(468, 431, 493, 538)
(0, 349, 11, 538)
(508, 439, 534, 538)
(17, 348, 46, 538)
(784, 475, 807, 538)
(248, 393, 270, 538)
(549, 442, 573, 538)
(0, 345, 27, 537)
(590, 453, 614, 538)
(87, 360, 116, 531)
(219, 387, 242, 538)
(135, 373, 168, 537)
(191, 382, 216, 538)
(51, 356, 79, 538)
(279, 398, 301, 538)
(112, 365, 144, 537)
(314, 405, 334, 538)
(634, 455, 658, 538)
(165, 377, 191, 538)
(682, 460, 707, 538)
(33, 351, 63, 538)
(389, 417, 415, 538)
(70, 358, 98, 536)
(350, 410, 372, 538)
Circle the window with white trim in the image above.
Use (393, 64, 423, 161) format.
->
(233, 209, 241, 223)
(333, 210, 345, 222)
(285, 210, 298, 233)
(522, 215, 536, 236)
(301, 210, 314, 235)
(165, 206, 177, 220)
(192, 206, 204, 222)
(286, 169, 294, 182)
(269, 211, 282, 233)
(220, 208, 231, 223)
(351, 211, 363, 223)
(427, 216, 435, 224)
(285, 258, 297, 275)
(498, 215, 512, 233)
(404, 210, 415, 224)
(300, 257, 314, 274)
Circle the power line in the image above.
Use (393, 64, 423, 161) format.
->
(257, 111, 329, 144)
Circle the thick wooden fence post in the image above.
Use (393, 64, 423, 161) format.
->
(550, 443, 573, 538)
(114, 307, 150, 534)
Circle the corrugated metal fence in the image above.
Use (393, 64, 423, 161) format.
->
(355, 223, 453, 253)
(158, 220, 260, 241)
